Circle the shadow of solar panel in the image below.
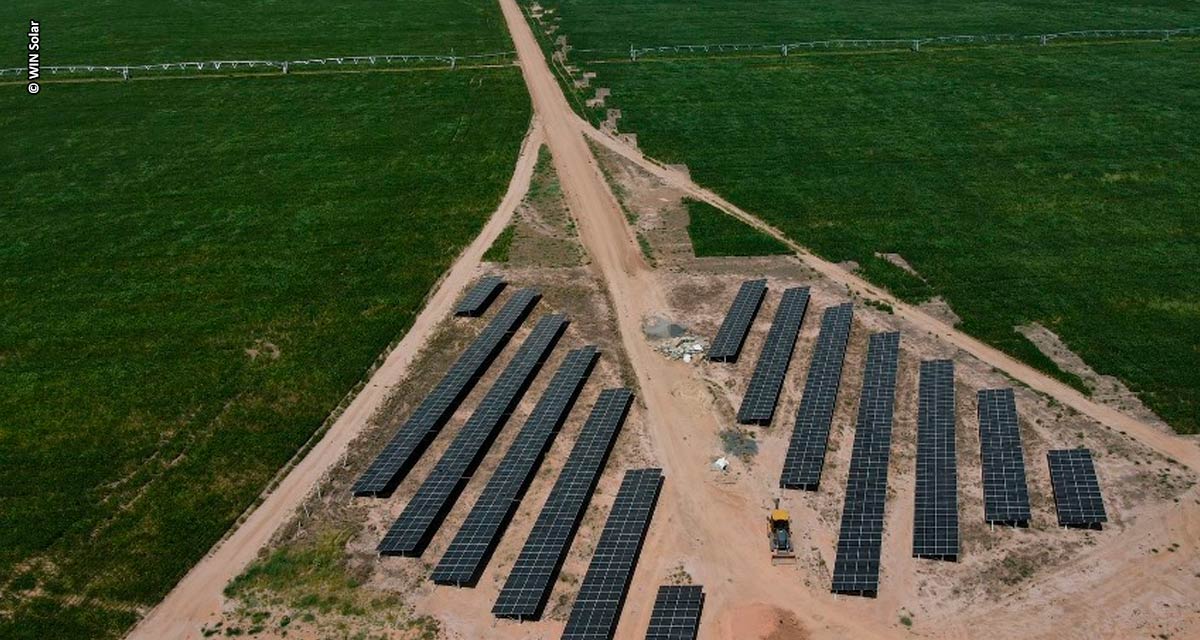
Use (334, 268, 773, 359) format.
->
(455, 275, 506, 317)
(562, 468, 664, 640)
(493, 388, 634, 620)
(708, 279, 767, 363)
(831, 331, 900, 597)
(432, 346, 599, 586)
(377, 315, 567, 556)
(978, 388, 1031, 527)
(913, 360, 959, 561)
(1047, 449, 1107, 529)
(780, 302, 854, 490)
(737, 287, 810, 426)
(645, 585, 704, 640)
(353, 288, 541, 498)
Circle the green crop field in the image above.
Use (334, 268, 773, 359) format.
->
(530, 0, 1198, 61)
(532, 1, 1200, 433)
(0, 2, 530, 637)
(685, 199, 790, 258)
(0, 68, 529, 639)
(2, 0, 512, 67)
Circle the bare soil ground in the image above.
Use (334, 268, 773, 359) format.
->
(1017, 322, 1170, 431)
(137, 4, 1200, 639)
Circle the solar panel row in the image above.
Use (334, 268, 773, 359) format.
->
(562, 468, 664, 640)
(780, 302, 855, 489)
(377, 314, 568, 556)
(978, 388, 1031, 526)
(353, 288, 541, 498)
(831, 331, 901, 597)
(1047, 448, 1107, 528)
(432, 345, 600, 586)
(737, 287, 811, 426)
(645, 585, 705, 640)
(913, 360, 959, 561)
(708, 279, 767, 363)
(455, 274, 506, 317)
(493, 388, 634, 620)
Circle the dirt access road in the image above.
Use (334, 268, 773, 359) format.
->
(497, 0, 1200, 638)
(125, 125, 545, 640)
(498, 0, 919, 637)
(127, 0, 1200, 636)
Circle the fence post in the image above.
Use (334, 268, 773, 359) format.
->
(629, 44, 637, 62)
(121, 66, 130, 81)
(781, 44, 789, 57)
(1040, 34, 1048, 46)
(282, 61, 289, 74)
(911, 39, 920, 52)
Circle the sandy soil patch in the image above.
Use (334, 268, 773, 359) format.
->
(1017, 322, 1170, 431)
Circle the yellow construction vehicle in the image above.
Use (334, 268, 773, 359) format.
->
(768, 498, 796, 564)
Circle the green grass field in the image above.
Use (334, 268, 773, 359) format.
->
(2, 0, 512, 67)
(529, 0, 1199, 61)
(599, 43, 1200, 432)
(0, 67, 529, 639)
(685, 199, 790, 257)
(530, 0, 1200, 433)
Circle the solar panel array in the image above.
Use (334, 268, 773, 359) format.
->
(736, 287, 810, 426)
(645, 585, 705, 640)
(377, 315, 567, 556)
(831, 331, 900, 597)
(493, 388, 634, 620)
(1047, 449, 1107, 528)
(455, 275, 506, 317)
(780, 302, 855, 489)
(913, 360, 959, 561)
(708, 279, 767, 363)
(978, 388, 1031, 526)
(353, 288, 541, 497)
(562, 468, 664, 640)
(432, 346, 599, 586)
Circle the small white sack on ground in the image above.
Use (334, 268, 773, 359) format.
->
(713, 457, 730, 472)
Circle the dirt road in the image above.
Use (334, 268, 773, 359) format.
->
(498, 1, 1200, 638)
(497, 1, 909, 637)
(126, 123, 544, 640)
(127, 2, 1199, 637)
(580, 125, 1200, 473)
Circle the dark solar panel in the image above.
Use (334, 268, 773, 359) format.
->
(432, 346, 599, 586)
(493, 388, 634, 620)
(736, 287, 810, 426)
(1047, 449, 1107, 529)
(353, 288, 541, 498)
(645, 585, 705, 640)
(562, 468, 664, 640)
(780, 302, 854, 489)
(455, 275, 507, 317)
(978, 388, 1031, 526)
(708, 279, 767, 363)
(377, 314, 567, 556)
(831, 331, 901, 597)
(913, 360, 959, 561)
